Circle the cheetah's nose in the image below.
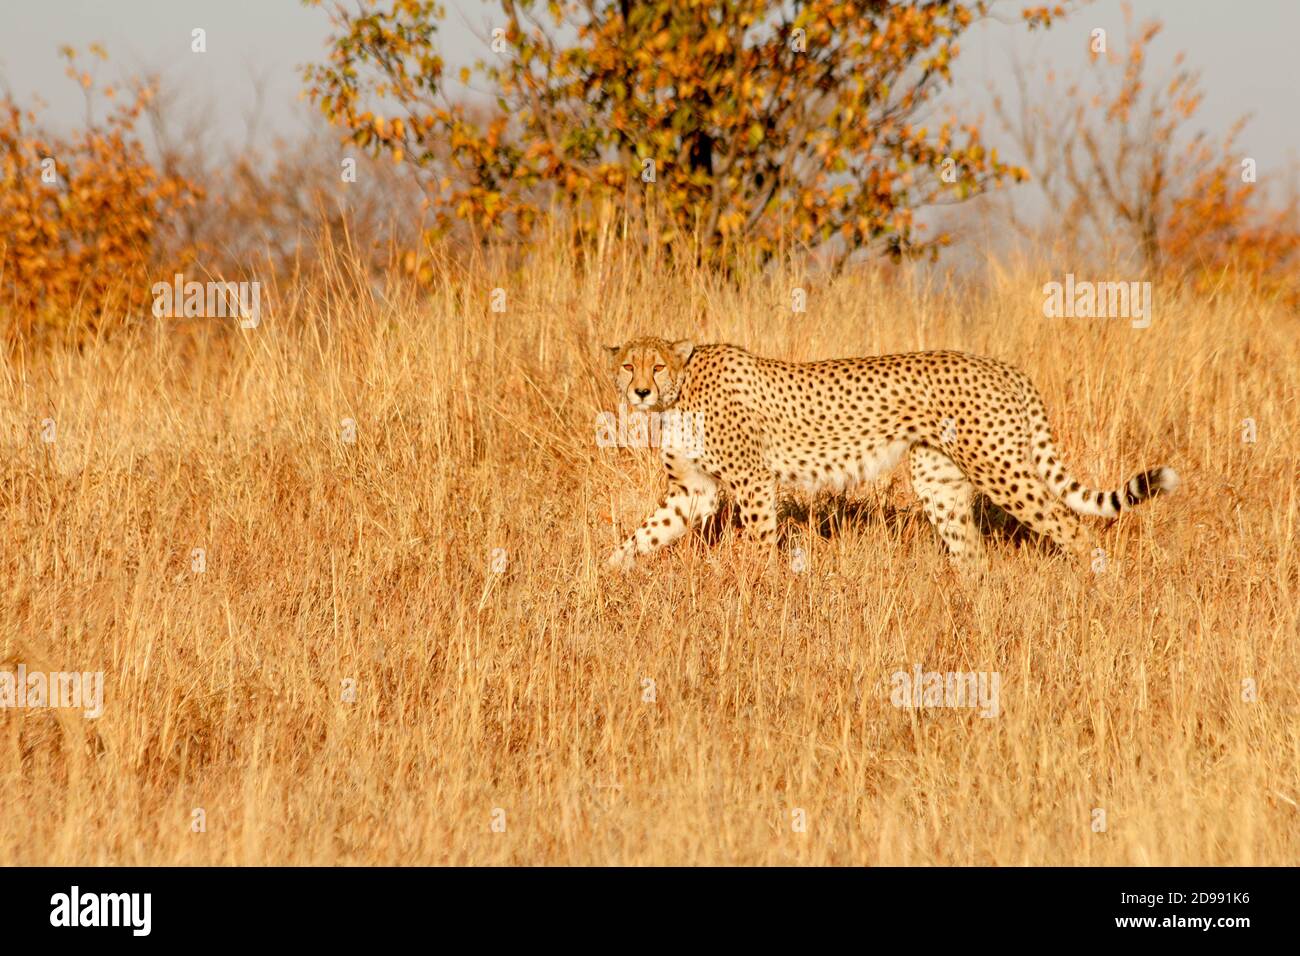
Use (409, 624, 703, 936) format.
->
(634, 388, 652, 399)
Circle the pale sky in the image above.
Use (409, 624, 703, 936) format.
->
(2, 1, 1296, 191)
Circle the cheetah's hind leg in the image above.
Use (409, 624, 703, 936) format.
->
(909, 444, 983, 562)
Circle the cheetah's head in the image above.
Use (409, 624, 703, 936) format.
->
(604, 337, 694, 411)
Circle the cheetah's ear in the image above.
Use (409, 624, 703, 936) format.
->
(671, 339, 694, 364)
(604, 344, 622, 367)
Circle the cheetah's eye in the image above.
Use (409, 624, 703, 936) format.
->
(622, 364, 634, 372)
(653, 364, 665, 372)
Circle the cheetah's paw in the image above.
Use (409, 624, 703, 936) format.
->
(605, 547, 636, 571)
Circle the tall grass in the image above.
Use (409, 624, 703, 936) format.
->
(1, 235, 1296, 865)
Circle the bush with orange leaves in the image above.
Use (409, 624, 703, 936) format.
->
(0, 47, 201, 342)
(1163, 157, 1300, 305)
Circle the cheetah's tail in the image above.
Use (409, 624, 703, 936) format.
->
(1025, 395, 1179, 519)
(1054, 464, 1180, 518)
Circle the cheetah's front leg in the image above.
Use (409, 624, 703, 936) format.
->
(607, 458, 719, 570)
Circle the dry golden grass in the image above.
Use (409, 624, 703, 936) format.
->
(1, 238, 1296, 865)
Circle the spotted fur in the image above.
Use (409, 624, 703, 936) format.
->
(604, 337, 1178, 568)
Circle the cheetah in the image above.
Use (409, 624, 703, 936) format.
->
(602, 337, 1178, 568)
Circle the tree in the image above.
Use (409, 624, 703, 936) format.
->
(993, 3, 1299, 293)
(304, 0, 1056, 266)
